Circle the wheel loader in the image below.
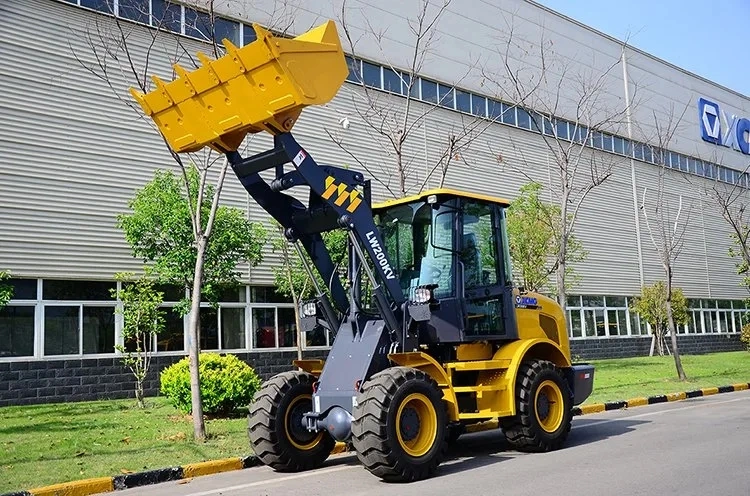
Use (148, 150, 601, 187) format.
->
(130, 19, 595, 483)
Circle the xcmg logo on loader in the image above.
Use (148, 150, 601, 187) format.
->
(366, 230, 396, 280)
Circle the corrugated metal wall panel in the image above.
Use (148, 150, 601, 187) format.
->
(1, 0, 748, 302)
(0, 0, 253, 281)
(565, 150, 643, 296)
(702, 200, 746, 299)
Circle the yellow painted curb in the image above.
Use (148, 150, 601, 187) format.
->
(732, 383, 749, 391)
(29, 477, 113, 496)
(627, 397, 648, 407)
(666, 391, 687, 401)
(579, 403, 605, 414)
(183, 458, 243, 478)
(701, 387, 719, 396)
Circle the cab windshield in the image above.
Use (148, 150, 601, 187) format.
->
(375, 201, 455, 300)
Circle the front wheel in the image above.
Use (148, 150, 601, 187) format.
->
(501, 360, 572, 452)
(248, 370, 336, 472)
(351, 366, 448, 482)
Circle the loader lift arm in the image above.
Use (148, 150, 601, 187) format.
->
(224, 131, 406, 338)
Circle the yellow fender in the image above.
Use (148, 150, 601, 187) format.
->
(493, 338, 571, 416)
(388, 352, 460, 422)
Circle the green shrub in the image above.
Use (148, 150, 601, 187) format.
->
(741, 324, 750, 351)
(160, 353, 262, 415)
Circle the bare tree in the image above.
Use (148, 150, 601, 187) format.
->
(704, 162, 750, 292)
(481, 16, 636, 309)
(69, 0, 284, 440)
(636, 103, 691, 379)
(330, 0, 501, 197)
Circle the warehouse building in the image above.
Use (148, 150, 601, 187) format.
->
(0, 0, 746, 405)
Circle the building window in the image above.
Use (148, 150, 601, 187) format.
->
(118, 0, 149, 23)
(455, 90, 471, 114)
(438, 84, 454, 109)
(80, 0, 114, 13)
(362, 61, 381, 88)
(471, 94, 487, 117)
(221, 307, 245, 349)
(43, 303, 116, 356)
(253, 307, 279, 348)
(567, 295, 645, 338)
(278, 307, 297, 348)
(214, 16, 240, 45)
(420, 79, 437, 103)
(383, 67, 402, 94)
(555, 119, 569, 140)
(82, 306, 116, 354)
(151, 0, 181, 33)
(501, 103, 516, 125)
(157, 308, 185, 351)
(43, 279, 115, 301)
(44, 306, 81, 355)
(0, 306, 35, 357)
(516, 107, 531, 129)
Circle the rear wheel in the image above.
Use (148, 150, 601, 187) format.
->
(248, 370, 336, 472)
(501, 360, 572, 452)
(351, 367, 448, 482)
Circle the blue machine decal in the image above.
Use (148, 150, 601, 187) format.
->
(515, 295, 538, 308)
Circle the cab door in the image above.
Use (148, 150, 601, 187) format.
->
(459, 200, 517, 340)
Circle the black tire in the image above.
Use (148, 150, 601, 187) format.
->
(248, 370, 336, 472)
(350, 366, 448, 482)
(501, 359, 572, 453)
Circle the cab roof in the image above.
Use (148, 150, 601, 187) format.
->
(372, 188, 511, 210)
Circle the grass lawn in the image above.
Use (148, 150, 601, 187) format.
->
(585, 350, 750, 403)
(0, 397, 248, 494)
(0, 350, 748, 493)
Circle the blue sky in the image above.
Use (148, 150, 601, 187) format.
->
(535, 0, 750, 97)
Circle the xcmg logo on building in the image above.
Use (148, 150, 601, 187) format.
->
(698, 97, 750, 155)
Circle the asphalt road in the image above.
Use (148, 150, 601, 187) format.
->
(109, 389, 750, 496)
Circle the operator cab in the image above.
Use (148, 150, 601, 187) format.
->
(373, 188, 518, 343)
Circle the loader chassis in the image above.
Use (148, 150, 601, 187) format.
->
(129, 19, 595, 483)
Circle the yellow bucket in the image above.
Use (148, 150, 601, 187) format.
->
(130, 20, 348, 153)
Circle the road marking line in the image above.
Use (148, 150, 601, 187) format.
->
(183, 465, 356, 496)
(577, 395, 750, 429)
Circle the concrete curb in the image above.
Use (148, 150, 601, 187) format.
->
(570, 382, 750, 416)
(1, 443, 349, 496)
(4, 383, 748, 496)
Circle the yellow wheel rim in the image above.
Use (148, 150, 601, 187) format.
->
(534, 380, 564, 433)
(284, 394, 324, 450)
(395, 393, 438, 457)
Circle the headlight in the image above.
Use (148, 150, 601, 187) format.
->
(413, 286, 433, 304)
(301, 301, 317, 317)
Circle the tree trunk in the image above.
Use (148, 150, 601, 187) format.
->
(135, 380, 144, 409)
(556, 201, 569, 310)
(556, 256, 566, 309)
(665, 277, 687, 380)
(396, 148, 406, 196)
(656, 330, 664, 356)
(188, 238, 207, 441)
